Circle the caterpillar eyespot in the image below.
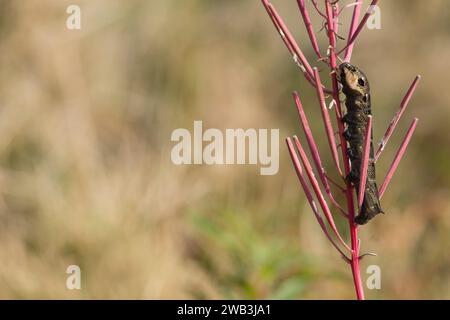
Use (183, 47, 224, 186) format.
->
(338, 62, 384, 225)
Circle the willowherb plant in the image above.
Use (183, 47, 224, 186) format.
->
(261, 0, 420, 299)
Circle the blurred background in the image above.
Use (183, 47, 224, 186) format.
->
(0, 0, 448, 299)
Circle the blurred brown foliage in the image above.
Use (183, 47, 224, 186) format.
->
(0, 0, 448, 299)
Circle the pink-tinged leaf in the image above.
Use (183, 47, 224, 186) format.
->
(293, 91, 328, 188)
(379, 118, 419, 199)
(286, 138, 350, 261)
(261, 0, 333, 94)
(313, 68, 342, 176)
(261, 1, 314, 82)
(344, 0, 362, 62)
(375, 75, 421, 162)
(338, 0, 379, 57)
(293, 136, 351, 252)
(292, 91, 348, 217)
(297, 0, 321, 58)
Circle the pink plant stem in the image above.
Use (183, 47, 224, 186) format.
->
(325, 3, 344, 118)
(263, 0, 418, 301)
(332, 2, 339, 35)
(344, 1, 362, 62)
(293, 91, 348, 217)
(293, 135, 351, 252)
(379, 118, 419, 199)
(297, 0, 322, 58)
(375, 75, 421, 162)
(325, 0, 364, 300)
(313, 68, 343, 176)
(286, 138, 351, 262)
(358, 116, 373, 208)
(324, 2, 347, 164)
(262, 0, 333, 93)
(337, 0, 379, 57)
(261, 0, 315, 84)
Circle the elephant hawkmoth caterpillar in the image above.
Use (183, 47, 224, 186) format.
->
(337, 62, 384, 225)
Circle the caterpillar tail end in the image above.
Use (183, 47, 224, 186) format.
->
(354, 204, 384, 225)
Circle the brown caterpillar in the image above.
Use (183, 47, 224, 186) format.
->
(338, 62, 384, 225)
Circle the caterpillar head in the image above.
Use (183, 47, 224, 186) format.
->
(337, 62, 370, 98)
